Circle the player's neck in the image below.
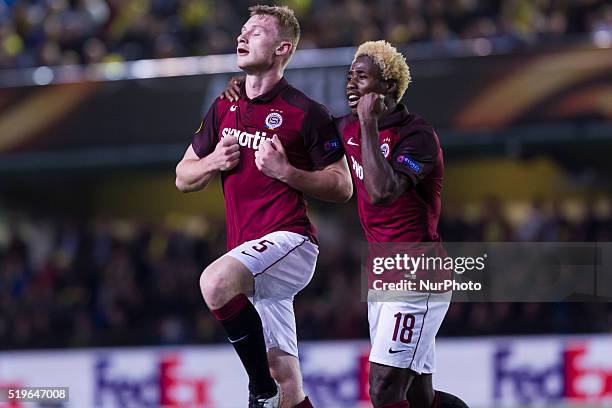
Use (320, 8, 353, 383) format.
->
(380, 99, 397, 120)
(245, 70, 283, 99)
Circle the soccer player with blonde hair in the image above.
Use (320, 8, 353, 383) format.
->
(339, 40, 469, 408)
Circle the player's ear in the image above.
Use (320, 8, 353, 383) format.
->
(275, 41, 292, 58)
(386, 80, 398, 97)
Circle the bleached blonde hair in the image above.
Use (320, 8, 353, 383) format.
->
(353, 40, 411, 102)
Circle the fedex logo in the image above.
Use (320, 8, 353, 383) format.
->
(494, 342, 612, 405)
(494, 345, 564, 404)
(565, 344, 612, 399)
(301, 348, 370, 407)
(94, 354, 211, 408)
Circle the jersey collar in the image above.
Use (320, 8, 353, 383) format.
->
(378, 103, 410, 129)
(240, 77, 289, 103)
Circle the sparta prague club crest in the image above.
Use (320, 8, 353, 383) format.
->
(265, 112, 283, 130)
(380, 143, 390, 158)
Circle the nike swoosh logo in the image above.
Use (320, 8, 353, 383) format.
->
(229, 334, 249, 344)
(347, 138, 359, 146)
(241, 252, 259, 260)
(388, 347, 409, 354)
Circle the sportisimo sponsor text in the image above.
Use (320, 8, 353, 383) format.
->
(222, 127, 273, 150)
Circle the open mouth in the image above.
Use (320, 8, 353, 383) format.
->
(237, 47, 249, 56)
(347, 93, 360, 108)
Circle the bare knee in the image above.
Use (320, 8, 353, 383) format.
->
(268, 349, 304, 407)
(369, 364, 412, 407)
(407, 374, 435, 408)
(369, 371, 397, 406)
(200, 267, 228, 310)
(199, 258, 253, 310)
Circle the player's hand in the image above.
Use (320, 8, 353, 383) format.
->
(219, 76, 245, 102)
(212, 136, 240, 171)
(255, 135, 291, 181)
(357, 92, 387, 121)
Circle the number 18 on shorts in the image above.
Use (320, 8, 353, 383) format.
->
(368, 292, 450, 373)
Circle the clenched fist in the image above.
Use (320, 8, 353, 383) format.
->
(255, 135, 291, 180)
(211, 136, 240, 171)
(357, 92, 387, 121)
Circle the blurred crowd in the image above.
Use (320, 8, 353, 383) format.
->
(1, 0, 611, 69)
(1, 196, 611, 350)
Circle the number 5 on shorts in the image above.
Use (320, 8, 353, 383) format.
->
(392, 312, 415, 344)
(241, 239, 275, 258)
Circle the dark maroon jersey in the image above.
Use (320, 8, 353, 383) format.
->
(337, 104, 444, 243)
(192, 78, 343, 250)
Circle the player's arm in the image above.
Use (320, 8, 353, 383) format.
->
(175, 137, 240, 193)
(281, 154, 352, 203)
(358, 93, 412, 205)
(256, 136, 352, 203)
(175, 100, 239, 193)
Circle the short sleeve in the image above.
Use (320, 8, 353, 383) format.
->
(303, 103, 344, 169)
(192, 100, 219, 158)
(391, 126, 440, 185)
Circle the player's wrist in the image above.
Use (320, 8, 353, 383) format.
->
(359, 116, 378, 129)
(278, 163, 296, 184)
(205, 152, 223, 172)
(359, 118, 379, 138)
(359, 116, 378, 126)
